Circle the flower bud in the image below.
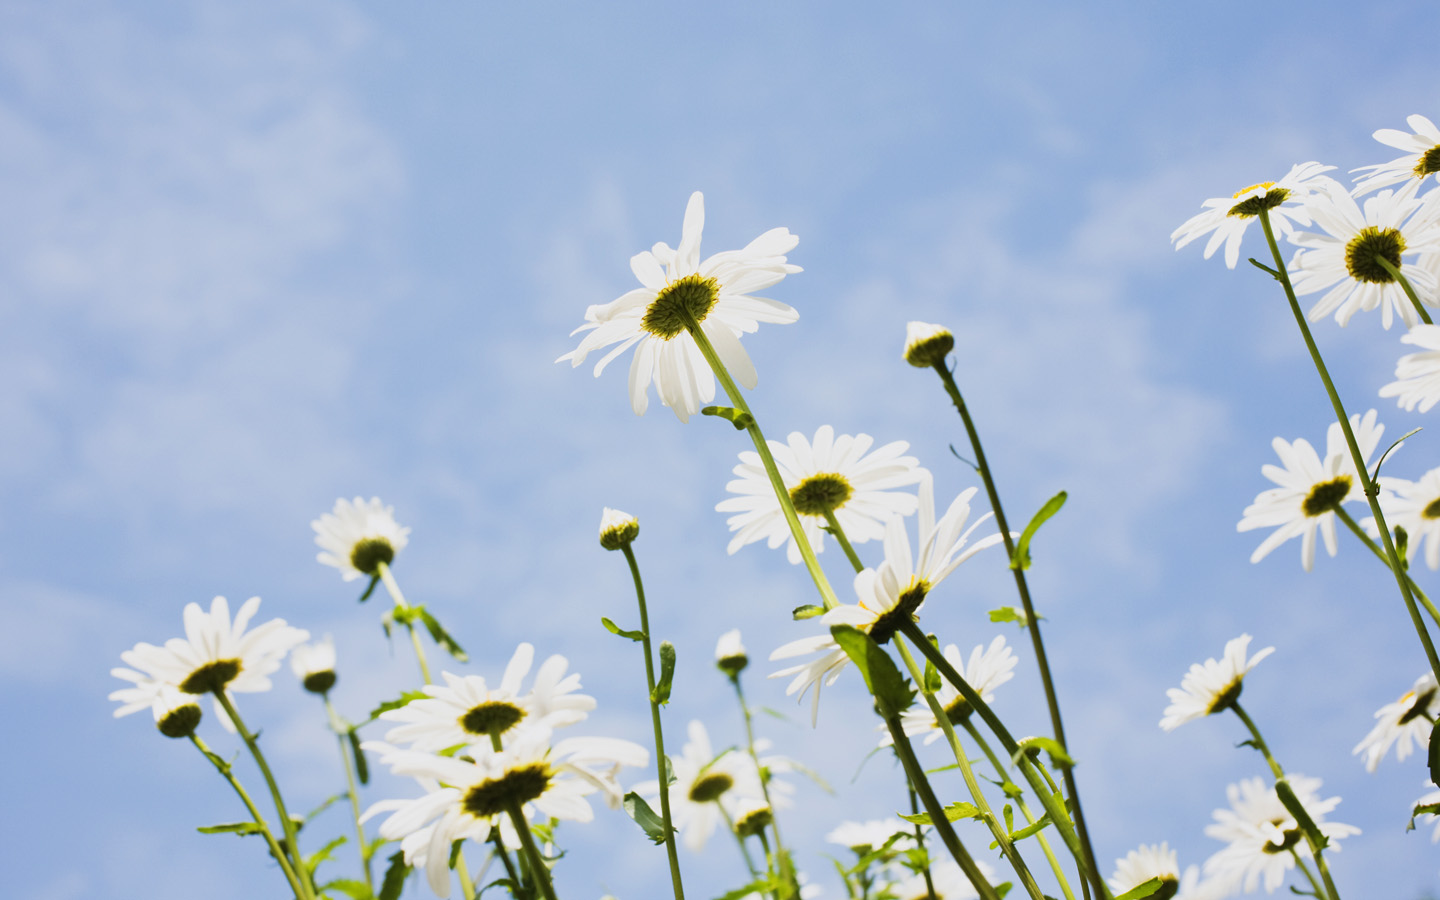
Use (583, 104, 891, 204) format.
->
(291, 636, 338, 696)
(903, 321, 954, 368)
(599, 507, 640, 551)
(733, 798, 773, 838)
(714, 628, 749, 677)
(154, 688, 203, 739)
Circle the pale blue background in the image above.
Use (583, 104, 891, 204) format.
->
(4, 2, 1440, 898)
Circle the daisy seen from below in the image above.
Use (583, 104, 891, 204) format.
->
(1379, 323, 1440, 413)
(1159, 634, 1274, 731)
(890, 858, 996, 900)
(557, 191, 801, 422)
(716, 424, 926, 565)
(633, 719, 764, 851)
(313, 496, 411, 582)
(1171, 162, 1337, 269)
(889, 635, 1017, 745)
(1352, 671, 1438, 772)
(1236, 409, 1386, 572)
(380, 643, 594, 752)
(1202, 775, 1358, 896)
(1109, 843, 1180, 900)
(770, 473, 1005, 723)
(108, 673, 204, 739)
(1289, 182, 1440, 329)
(1352, 114, 1440, 195)
(291, 635, 337, 695)
(825, 819, 916, 854)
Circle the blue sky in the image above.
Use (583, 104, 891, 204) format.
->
(5, 1, 1440, 898)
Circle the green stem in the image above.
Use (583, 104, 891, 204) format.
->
(1375, 256, 1433, 326)
(506, 800, 559, 900)
(1291, 854, 1326, 899)
(682, 314, 839, 610)
(893, 635, 1045, 900)
(213, 691, 315, 900)
(1334, 507, 1440, 628)
(492, 829, 528, 900)
(1229, 701, 1284, 781)
(719, 804, 764, 882)
(732, 676, 797, 898)
(928, 361, 1102, 900)
(822, 508, 865, 573)
(1259, 209, 1440, 687)
(620, 544, 687, 900)
(190, 734, 307, 899)
(325, 698, 373, 892)
(907, 787, 939, 900)
(376, 560, 433, 684)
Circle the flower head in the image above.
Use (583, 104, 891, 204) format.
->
(313, 497, 411, 582)
(1203, 775, 1358, 895)
(889, 636, 1017, 745)
(1160, 634, 1274, 731)
(825, 819, 916, 854)
(717, 425, 926, 565)
(557, 192, 800, 422)
(891, 859, 996, 900)
(1352, 114, 1440, 194)
(715, 628, 749, 677)
(598, 507, 640, 551)
(291, 635, 337, 695)
(1172, 162, 1337, 269)
(1109, 843, 1179, 899)
(634, 720, 764, 851)
(904, 320, 955, 368)
(1379, 323, 1440, 413)
(1365, 465, 1440, 570)
(1352, 671, 1438, 772)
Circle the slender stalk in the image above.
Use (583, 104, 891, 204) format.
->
(1375, 256, 1434, 326)
(1291, 854, 1327, 900)
(456, 853, 477, 900)
(212, 691, 314, 900)
(507, 800, 559, 900)
(325, 698, 373, 891)
(927, 361, 1102, 899)
(719, 804, 763, 881)
(1258, 209, 1440, 685)
(376, 560, 433, 684)
(190, 734, 307, 899)
(492, 830, 528, 899)
(893, 634, 1045, 900)
(620, 544, 687, 900)
(1230, 701, 1284, 780)
(732, 675, 798, 898)
(682, 314, 839, 609)
(822, 508, 865, 573)
(907, 787, 939, 900)
(1334, 507, 1440, 628)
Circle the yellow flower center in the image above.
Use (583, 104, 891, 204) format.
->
(790, 473, 854, 517)
(1227, 183, 1289, 218)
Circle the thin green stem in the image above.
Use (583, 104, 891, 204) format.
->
(682, 314, 839, 610)
(719, 804, 764, 882)
(456, 853, 477, 900)
(325, 698, 373, 892)
(492, 829, 528, 899)
(212, 691, 314, 900)
(1258, 209, 1440, 686)
(893, 635, 1045, 900)
(1334, 507, 1440, 628)
(927, 361, 1102, 900)
(907, 787, 939, 900)
(822, 508, 865, 573)
(1375, 256, 1433, 326)
(190, 734, 307, 899)
(1291, 853, 1328, 900)
(506, 800, 559, 900)
(376, 560, 433, 684)
(1230, 701, 1284, 780)
(620, 544, 687, 900)
(732, 676, 797, 898)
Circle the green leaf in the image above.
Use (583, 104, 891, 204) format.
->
(366, 691, 428, 723)
(622, 791, 676, 844)
(829, 625, 915, 719)
(601, 616, 646, 641)
(988, 606, 1043, 629)
(318, 878, 374, 900)
(1008, 812, 1053, 843)
(651, 641, 677, 705)
(1011, 735, 1076, 770)
(712, 875, 783, 900)
(417, 608, 469, 661)
(1373, 427, 1420, 482)
(1408, 801, 1440, 833)
(897, 801, 980, 825)
(349, 728, 369, 785)
(1430, 717, 1440, 788)
(792, 604, 825, 620)
(306, 835, 349, 876)
(378, 850, 410, 900)
(357, 575, 381, 603)
(197, 821, 265, 836)
(305, 793, 348, 824)
(1395, 526, 1411, 568)
(1275, 779, 1329, 853)
(701, 405, 754, 430)
(1113, 876, 1164, 900)
(1009, 491, 1066, 571)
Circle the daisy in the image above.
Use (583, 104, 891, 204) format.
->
(890, 859, 996, 900)
(1172, 162, 1337, 269)
(634, 720, 763, 851)
(1352, 114, 1440, 195)
(715, 628, 749, 677)
(1289, 183, 1440, 329)
(1352, 672, 1438, 772)
(890, 636, 1017, 745)
(1379, 323, 1440, 414)
(291, 635, 337, 695)
(716, 425, 927, 565)
(1159, 634, 1274, 731)
(598, 507, 640, 551)
(1109, 843, 1179, 899)
(1203, 775, 1358, 896)
(1365, 466, 1440, 569)
(557, 191, 801, 422)
(1236, 410, 1386, 571)
(825, 819, 916, 854)
(313, 497, 411, 582)
(904, 320, 955, 368)
(109, 671, 204, 739)
(381, 643, 594, 752)
(770, 476, 1005, 723)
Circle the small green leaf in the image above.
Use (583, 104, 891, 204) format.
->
(357, 575, 381, 603)
(198, 821, 265, 836)
(306, 835, 348, 876)
(651, 641, 677, 705)
(349, 728, 369, 785)
(1010, 491, 1066, 571)
(623, 791, 676, 844)
(701, 405, 754, 430)
(713, 876, 783, 900)
(601, 616, 646, 641)
(417, 608, 468, 661)
(1011, 735, 1076, 770)
(305, 793, 347, 823)
(1395, 526, 1411, 569)
(1373, 428, 1420, 482)
(1408, 801, 1440, 833)
(792, 604, 825, 620)
(989, 606, 1043, 629)
(1008, 812, 1053, 843)
(1113, 876, 1164, 900)
(378, 850, 410, 900)
(898, 801, 981, 825)
(1431, 718, 1440, 789)
(829, 625, 915, 719)
(318, 878, 374, 900)
(366, 691, 428, 723)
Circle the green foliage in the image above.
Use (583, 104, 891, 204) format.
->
(349, 728, 369, 785)
(305, 835, 348, 877)
(1430, 719, 1440, 788)
(1011, 735, 1075, 770)
(651, 641, 676, 705)
(1009, 491, 1066, 571)
(989, 606, 1042, 629)
(622, 791, 676, 845)
(197, 821, 266, 837)
(357, 575, 381, 603)
(318, 878, 374, 900)
(1113, 877, 1165, 900)
(792, 604, 825, 620)
(601, 616, 646, 641)
(898, 801, 979, 825)
(378, 850, 409, 900)
(305, 793, 347, 824)
(1276, 779, 1329, 852)
(366, 691, 428, 724)
(417, 607, 468, 661)
(701, 405, 755, 430)
(829, 625, 914, 719)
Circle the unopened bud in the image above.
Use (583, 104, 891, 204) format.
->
(904, 321, 954, 368)
(599, 507, 640, 551)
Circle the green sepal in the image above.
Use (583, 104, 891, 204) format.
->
(305, 835, 348, 876)
(829, 625, 914, 719)
(989, 606, 1042, 629)
(601, 616, 646, 641)
(622, 791, 676, 844)
(366, 690, 428, 723)
(1275, 778, 1329, 852)
(378, 850, 410, 900)
(197, 821, 266, 836)
(651, 641, 676, 705)
(792, 604, 825, 620)
(317, 878, 374, 900)
(416, 608, 468, 661)
(305, 792, 347, 823)
(1011, 735, 1076, 770)
(701, 405, 754, 430)
(1010, 492, 1066, 571)
(349, 728, 370, 785)
(898, 801, 980, 825)
(1113, 877, 1164, 900)
(357, 575, 381, 604)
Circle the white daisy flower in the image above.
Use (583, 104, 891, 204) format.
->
(825, 819, 916, 853)
(1236, 410, 1386, 571)
(634, 720, 763, 851)
(715, 628, 749, 677)
(1159, 634, 1275, 731)
(108, 672, 204, 739)
(1202, 775, 1358, 896)
(557, 191, 800, 422)
(1172, 162, 1338, 269)
(1364, 466, 1440, 569)
(1352, 114, 1440, 195)
(716, 425, 927, 565)
(1352, 672, 1438, 772)
(1290, 183, 1440, 329)
(889, 636, 1017, 745)
(363, 728, 646, 898)
(1379, 323, 1440, 414)
(313, 497, 411, 582)
(291, 635, 337, 695)
(381, 643, 594, 752)
(904, 320, 955, 368)
(890, 858, 996, 900)
(1109, 843, 1179, 898)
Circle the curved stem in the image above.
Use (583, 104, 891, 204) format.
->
(1229, 701, 1284, 780)
(190, 734, 307, 899)
(376, 561, 433, 684)
(1333, 507, 1440, 628)
(732, 676, 797, 898)
(325, 698, 373, 891)
(927, 361, 1102, 900)
(682, 315, 839, 610)
(492, 830, 527, 899)
(907, 787, 939, 900)
(1375, 256, 1433, 326)
(506, 801, 559, 900)
(620, 544, 687, 900)
(1291, 853, 1327, 900)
